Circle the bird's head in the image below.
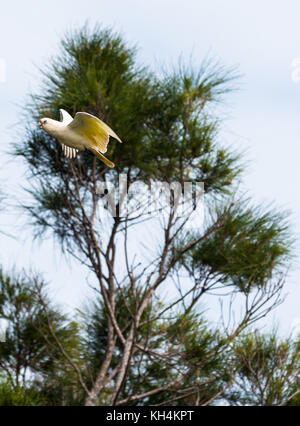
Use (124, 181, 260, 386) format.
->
(38, 118, 57, 135)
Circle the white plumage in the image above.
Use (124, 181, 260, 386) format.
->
(38, 109, 122, 168)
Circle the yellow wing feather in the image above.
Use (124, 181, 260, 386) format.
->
(89, 148, 115, 168)
(68, 112, 121, 153)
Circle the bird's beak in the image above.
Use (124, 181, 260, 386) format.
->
(38, 121, 42, 129)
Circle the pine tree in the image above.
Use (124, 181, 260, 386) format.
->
(12, 24, 293, 406)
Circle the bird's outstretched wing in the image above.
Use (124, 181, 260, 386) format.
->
(59, 109, 73, 125)
(59, 109, 79, 159)
(68, 112, 122, 154)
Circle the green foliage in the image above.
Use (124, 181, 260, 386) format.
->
(179, 200, 291, 292)
(229, 331, 300, 406)
(135, 312, 230, 406)
(0, 379, 44, 406)
(80, 292, 230, 406)
(0, 269, 83, 405)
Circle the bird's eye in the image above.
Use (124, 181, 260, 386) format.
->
(43, 120, 47, 125)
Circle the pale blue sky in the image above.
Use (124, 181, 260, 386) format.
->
(1, 0, 300, 333)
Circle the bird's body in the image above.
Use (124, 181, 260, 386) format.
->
(49, 122, 87, 150)
(38, 109, 122, 167)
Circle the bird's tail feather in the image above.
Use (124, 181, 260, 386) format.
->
(90, 148, 115, 168)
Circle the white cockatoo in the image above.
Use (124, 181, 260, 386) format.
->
(38, 109, 122, 168)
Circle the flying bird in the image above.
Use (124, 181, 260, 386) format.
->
(38, 109, 122, 168)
